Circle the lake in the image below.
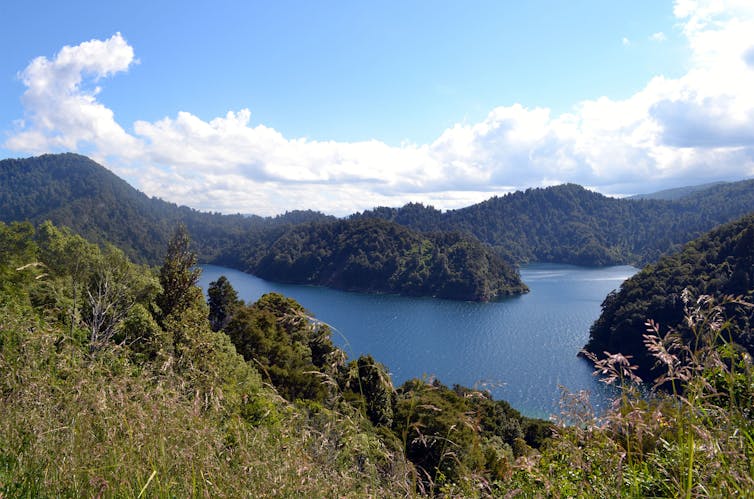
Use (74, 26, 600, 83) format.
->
(198, 263, 637, 419)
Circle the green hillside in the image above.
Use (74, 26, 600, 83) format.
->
(585, 213, 754, 379)
(356, 181, 754, 265)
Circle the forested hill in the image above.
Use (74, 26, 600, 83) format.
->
(585, 213, 754, 379)
(0, 153, 334, 264)
(0, 153, 526, 301)
(240, 218, 527, 300)
(354, 181, 754, 265)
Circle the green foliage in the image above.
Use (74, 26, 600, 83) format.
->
(207, 275, 240, 331)
(115, 302, 170, 360)
(250, 218, 528, 301)
(0, 221, 38, 304)
(156, 224, 201, 323)
(341, 354, 395, 427)
(586, 213, 754, 379)
(391, 378, 550, 494)
(224, 293, 343, 403)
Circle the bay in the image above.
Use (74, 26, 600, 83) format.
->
(198, 263, 637, 419)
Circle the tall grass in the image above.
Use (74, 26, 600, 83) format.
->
(505, 292, 754, 497)
(0, 304, 413, 497)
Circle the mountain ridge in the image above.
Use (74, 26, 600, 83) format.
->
(355, 180, 754, 265)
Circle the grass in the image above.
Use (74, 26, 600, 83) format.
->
(0, 304, 414, 498)
(502, 292, 754, 497)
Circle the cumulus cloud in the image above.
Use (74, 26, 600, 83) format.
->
(650, 32, 667, 42)
(6, 33, 142, 159)
(4, 1, 754, 215)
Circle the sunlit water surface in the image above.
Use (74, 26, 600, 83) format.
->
(199, 263, 637, 418)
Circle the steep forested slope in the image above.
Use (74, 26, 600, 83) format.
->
(585, 213, 754, 378)
(355, 181, 754, 265)
(0, 153, 333, 264)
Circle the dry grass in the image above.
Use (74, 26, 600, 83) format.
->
(0, 305, 413, 497)
(503, 292, 754, 497)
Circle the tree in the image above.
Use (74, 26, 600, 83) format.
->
(207, 275, 239, 331)
(344, 355, 394, 427)
(156, 224, 200, 323)
(83, 245, 160, 351)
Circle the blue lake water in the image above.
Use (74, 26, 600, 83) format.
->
(198, 263, 637, 419)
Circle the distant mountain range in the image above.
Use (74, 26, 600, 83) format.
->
(354, 180, 754, 266)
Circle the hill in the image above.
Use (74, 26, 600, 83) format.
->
(0, 153, 525, 300)
(584, 213, 754, 379)
(246, 218, 527, 300)
(354, 181, 754, 265)
(0, 153, 334, 264)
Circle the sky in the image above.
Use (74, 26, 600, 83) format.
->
(1, 0, 753, 216)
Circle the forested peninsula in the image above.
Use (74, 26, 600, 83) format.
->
(585, 212, 754, 379)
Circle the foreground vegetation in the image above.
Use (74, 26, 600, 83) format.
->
(2, 219, 753, 496)
(0, 221, 541, 496)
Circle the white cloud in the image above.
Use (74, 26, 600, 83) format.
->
(4, 1, 754, 216)
(650, 32, 667, 42)
(6, 33, 142, 159)
(622, 37, 631, 46)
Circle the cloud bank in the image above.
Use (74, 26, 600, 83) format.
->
(5, 1, 754, 216)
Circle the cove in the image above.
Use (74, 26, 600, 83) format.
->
(199, 263, 637, 419)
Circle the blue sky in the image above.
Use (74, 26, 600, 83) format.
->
(1, 1, 753, 215)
